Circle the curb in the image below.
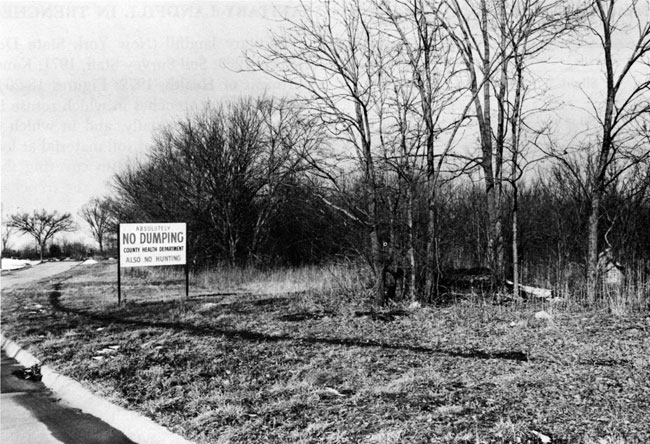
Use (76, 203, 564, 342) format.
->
(1, 334, 196, 444)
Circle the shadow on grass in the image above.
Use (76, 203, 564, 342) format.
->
(31, 282, 634, 367)
(86, 294, 291, 319)
(49, 297, 530, 363)
(49, 283, 63, 311)
(279, 311, 333, 322)
(193, 292, 250, 298)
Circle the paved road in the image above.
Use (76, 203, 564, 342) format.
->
(1, 351, 135, 444)
(1, 261, 81, 291)
(1, 261, 136, 444)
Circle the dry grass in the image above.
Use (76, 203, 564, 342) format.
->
(194, 263, 369, 296)
(1, 260, 649, 443)
(519, 260, 650, 314)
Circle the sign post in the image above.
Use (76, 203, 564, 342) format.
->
(117, 224, 122, 306)
(117, 223, 188, 305)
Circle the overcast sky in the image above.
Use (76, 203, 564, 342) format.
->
(1, 1, 294, 244)
(1, 0, 639, 247)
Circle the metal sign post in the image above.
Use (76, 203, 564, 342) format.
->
(117, 223, 121, 306)
(185, 261, 189, 300)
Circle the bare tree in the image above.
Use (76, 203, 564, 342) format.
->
(500, 0, 586, 294)
(114, 98, 318, 267)
(582, 0, 650, 301)
(247, 101, 321, 263)
(436, 0, 587, 281)
(246, 0, 390, 301)
(80, 197, 115, 254)
(373, 59, 422, 301)
(2, 220, 14, 254)
(8, 210, 75, 261)
(375, 0, 469, 301)
(1, 206, 13, 255)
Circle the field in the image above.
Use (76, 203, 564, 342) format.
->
(1, 261, 649, 443)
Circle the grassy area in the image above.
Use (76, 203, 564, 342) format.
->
(2, 261, 649, 443)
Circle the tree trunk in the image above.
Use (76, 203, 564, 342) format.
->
(356, 99, 382, 304)
(362, 148, 382, 303)
(228, 233, 238, 267)
(495, 206, 504, 278)
(493, 0, 507, 281)
(478, 0, 503, 279)
(510, 51, 525, 299)
(369, 190, 383, 304)
(406, 180, 417, 302)
(512, 183, 519, 298)
(425, 182, 439, 301)
(587, 1, 616, 304)
(586, 189, 601, 303)
(486, 185, 502, 275)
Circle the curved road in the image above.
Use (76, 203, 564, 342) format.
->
(1, 261, 136, 444)
(1, 261, 82, 290)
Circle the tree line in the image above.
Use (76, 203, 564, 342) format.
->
(241, 0, 649, 303)
(3, 0, 648, 305)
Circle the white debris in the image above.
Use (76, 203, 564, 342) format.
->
(81, 258, 98, 265)
(97, 348, 118, 355)
(598, 248, 624, 285)
(534, 311, 552, 320)
(528, 310, 555, 328)
(522, 285, 552, 299)
(323, 387, 345, 397)
(507, 280, 553, 299)
(319, 387, 346, 399)
(531, 430, 552, 443)
(604, 267, 624, 285)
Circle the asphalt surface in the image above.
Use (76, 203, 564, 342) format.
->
(1, 351, 135, 444)
(1, 261, 82, 290)
(1, 261, 136, 444)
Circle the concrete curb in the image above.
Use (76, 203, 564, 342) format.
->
(1, 334, 195, 444)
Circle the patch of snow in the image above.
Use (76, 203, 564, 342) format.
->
(81, 258, 98, 265)
(1, 258, 41, 271)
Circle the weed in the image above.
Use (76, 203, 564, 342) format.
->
(2, 261, 650, 443)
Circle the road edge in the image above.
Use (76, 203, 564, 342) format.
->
(1, 334, 196, 444)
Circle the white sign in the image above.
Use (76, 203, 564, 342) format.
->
(119, 223, 186, 267)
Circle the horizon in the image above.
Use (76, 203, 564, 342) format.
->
(1, 1, 296, 248)
(0, 0, 636, 250)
